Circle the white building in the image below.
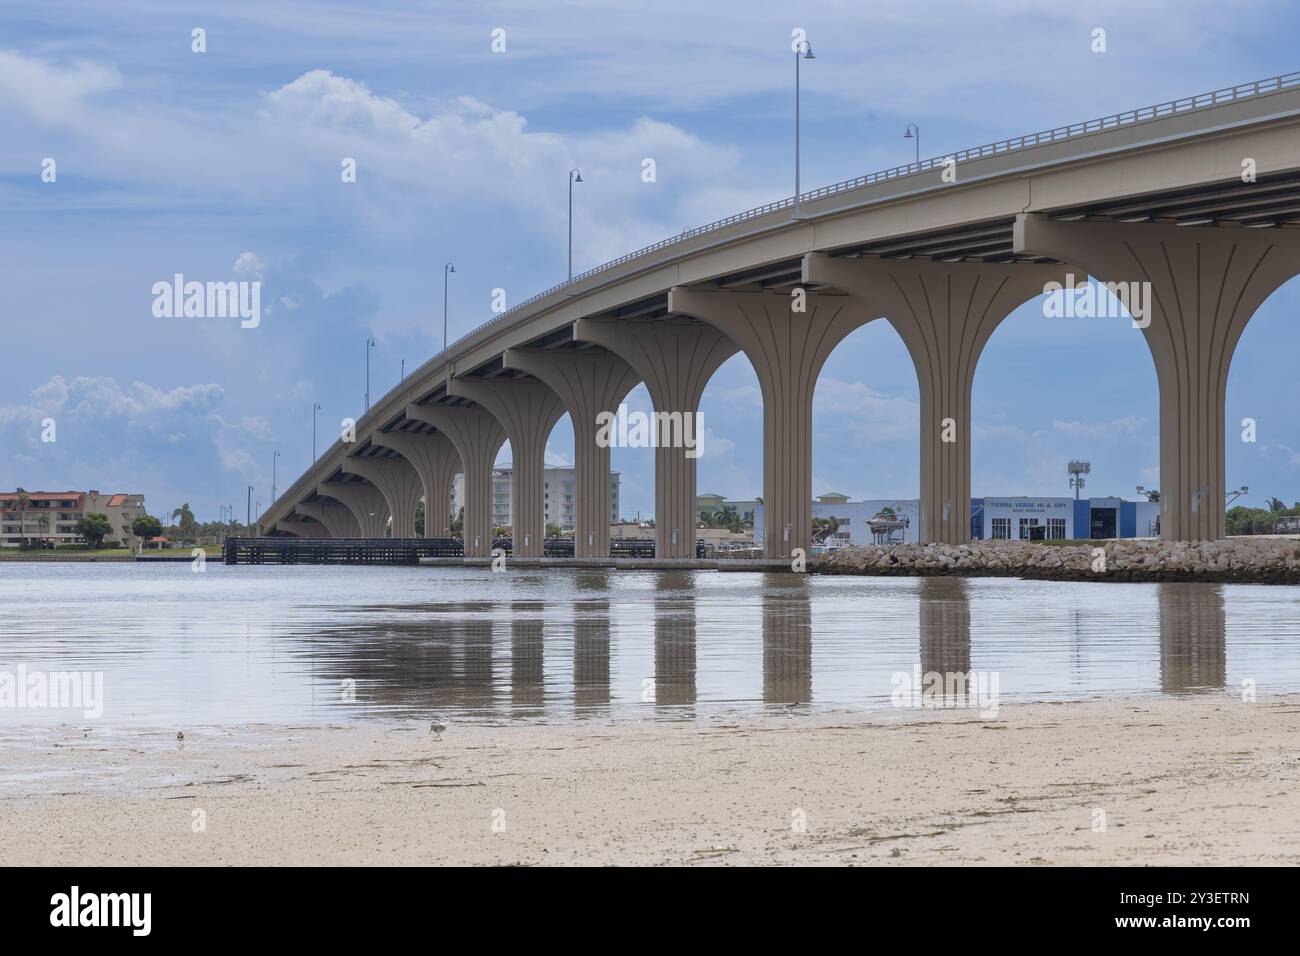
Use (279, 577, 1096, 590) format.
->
(754, 498, 921, 549)
(451, 466, 620, 531)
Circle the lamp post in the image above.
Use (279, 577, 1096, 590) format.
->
(364, 336, 376, 412)
(792, 39, 815, 216)
(904, 123, 920, 165)
(246, 485, 253, 535)
(443, 262, 455, 352)
(312, 402, 321, 462)
(568, 168, 582, 279)
(272, 450, 280, 503)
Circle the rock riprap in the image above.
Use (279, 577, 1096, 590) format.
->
(813, 537, 1300, 584)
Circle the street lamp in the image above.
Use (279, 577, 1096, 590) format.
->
(246, 485, 253, 535)
(272, 450, 280, 503)
(904, 123, 920, 165)
(312, 402, 321, 462)
(1226, 485, 1249, 506)
(792, 39, 815, 216)
(568, 169, 582, 280)
(443, 262, 455, 352)
(364, 336, 376, 412)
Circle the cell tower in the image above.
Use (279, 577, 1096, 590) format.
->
(1067, 460, 1091, 500)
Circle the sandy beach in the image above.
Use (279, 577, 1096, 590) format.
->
(2, 693, 1297, 866)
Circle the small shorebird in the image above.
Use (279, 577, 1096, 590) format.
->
(429, 722, 446, 739)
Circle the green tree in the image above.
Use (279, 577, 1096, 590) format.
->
(414, 500, 425, 537)
(171, 503, 198, 538)
(15, 488, 29, 546)
(132, 514, 164, 547)
(75, 513, 113, 548)
(1268, 496, 1286, 512)
(450, 507, 464, 537)
(546, 522, 563, 538)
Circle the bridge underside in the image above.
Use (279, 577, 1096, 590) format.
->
(264, 92, 1300, 558)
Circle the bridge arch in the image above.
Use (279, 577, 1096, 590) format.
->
(1016, 215, 1300, 539)
(1226, 273, 1300, 530)
(970, 280, 1158, 540)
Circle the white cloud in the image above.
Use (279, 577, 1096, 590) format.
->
(814, 378, 918, 439)
(1050, 415, 1150, 439)
(240, 416, 272, 440)
(233, 252, 267, 276)
(0, 50, 121, 125)
(0, 376, 223, 423)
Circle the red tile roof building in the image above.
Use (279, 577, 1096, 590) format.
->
(1, 490, 147, 547)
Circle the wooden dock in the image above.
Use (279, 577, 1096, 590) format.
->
(224, 536, 668, 565)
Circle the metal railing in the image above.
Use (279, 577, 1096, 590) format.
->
(427, 70, 1300, 357)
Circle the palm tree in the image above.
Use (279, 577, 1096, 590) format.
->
(171, 503, 198, 538)
(15, 488, 29, 547)
(1268, 496, 1286, 512)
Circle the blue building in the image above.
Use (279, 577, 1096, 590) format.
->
(753, 495, 1161, 548)
(970, 496, 1161, 540)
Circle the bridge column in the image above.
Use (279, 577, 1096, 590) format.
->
(295, 500, 360, 538)
(405, 404, 506, 557)
(573, 317, 738, 559)
(341, 456, 423, 538)
(668, 287, 876, 558)
(317, 482, 389, 538)
(373, 431, 462, 538)
(503, 348, 640, 557)
(804, 253, 1064, 545)
(1015, 214, 1300, 540)
(446, 380, 566, 559)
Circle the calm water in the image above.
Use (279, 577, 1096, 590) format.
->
(0, 563, 1297, 728)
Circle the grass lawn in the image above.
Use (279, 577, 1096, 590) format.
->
(1, 544, 224, 558)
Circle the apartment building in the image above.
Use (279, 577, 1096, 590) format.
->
(0, 490, 148, 548)
(450, 466, 620, 532)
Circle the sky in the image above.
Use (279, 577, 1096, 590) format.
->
(3, 0, 1300, 522)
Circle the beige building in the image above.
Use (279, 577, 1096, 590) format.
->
(0, 490, 148, 548)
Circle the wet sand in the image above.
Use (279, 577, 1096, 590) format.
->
(2, 694, 1297, 866)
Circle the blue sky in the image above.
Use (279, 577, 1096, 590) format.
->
(3, 0, 1300, 521)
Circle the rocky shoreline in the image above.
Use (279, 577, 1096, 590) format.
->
(813, 536, 1300, 584)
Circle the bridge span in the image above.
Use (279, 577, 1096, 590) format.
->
(263, 72, 1300, 559)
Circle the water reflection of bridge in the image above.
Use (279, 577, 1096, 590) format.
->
(296, 576, 1228, 718)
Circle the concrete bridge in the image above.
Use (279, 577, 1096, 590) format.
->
(262, 72, 1300, 558)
